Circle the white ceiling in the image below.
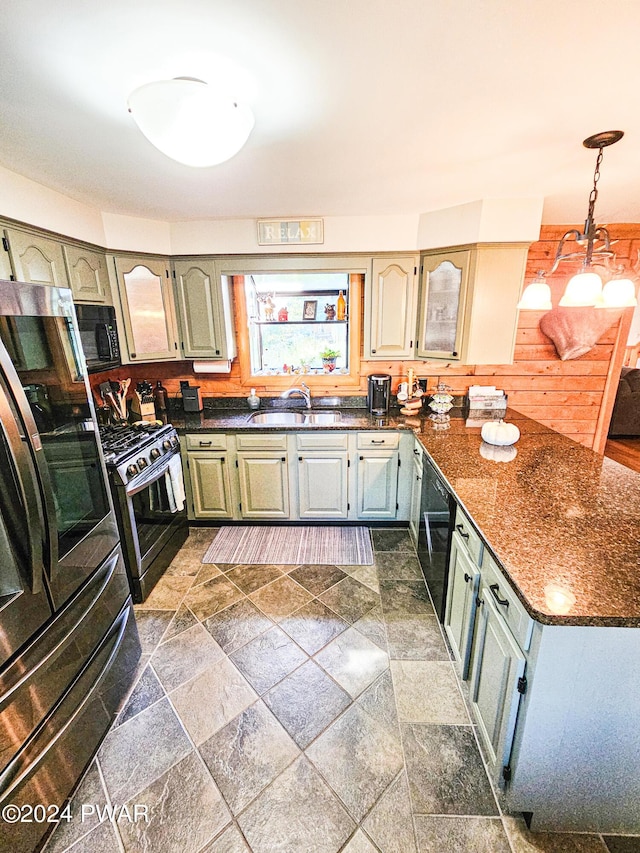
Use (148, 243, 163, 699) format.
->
(2, 0, 640, 225)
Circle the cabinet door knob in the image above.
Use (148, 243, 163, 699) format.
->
(372, 349, 377, 353)
(489, 583, 509, 608)
(476, 596, 484, 608)
(464, 572, 471, 583)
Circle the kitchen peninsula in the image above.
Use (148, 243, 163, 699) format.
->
(173, 401, 640, 833)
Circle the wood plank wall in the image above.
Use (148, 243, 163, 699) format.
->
(91, 226, 637, 453)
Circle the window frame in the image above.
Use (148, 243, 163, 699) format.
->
(216, 255, 365, 390)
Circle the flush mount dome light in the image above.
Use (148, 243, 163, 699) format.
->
(127, 77, 254, 167)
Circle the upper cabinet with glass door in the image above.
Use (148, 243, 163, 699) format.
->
(416, 244, 529, 364)
(416, 249, 470, 360)
(112, 256, 180, 362)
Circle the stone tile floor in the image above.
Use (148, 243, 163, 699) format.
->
(44, 527, 640, 853)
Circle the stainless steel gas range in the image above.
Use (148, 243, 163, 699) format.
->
(99, 423, 188, 602)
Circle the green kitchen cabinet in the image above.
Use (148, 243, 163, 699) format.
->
(182, 434, 235, 519)
(408, 441, 422, 544)
(365, 255, 419, 359)
(3, 227, 68, 288)
(444, 530, 481, 678)
(188, 453, 234, 519)
(112, 255, 180, 362)
(468, 577, 526, 775)
(356, 450, 399, 519)
(63, 244, 111, 304)
(416, 243, 529, 364)
(172, 258, 236, 360)
(296, 451, 348, 519)
(416, 248, 470, 360)
(237, 452, 290, 519)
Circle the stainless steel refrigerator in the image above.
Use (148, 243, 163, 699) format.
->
(0, 281, 140, 853)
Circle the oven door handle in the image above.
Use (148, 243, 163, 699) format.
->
(125, 449, 180, 497)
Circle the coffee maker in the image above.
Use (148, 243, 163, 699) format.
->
(367, 374, 391, 415)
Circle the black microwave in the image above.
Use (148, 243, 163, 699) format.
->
(75, 304, 121, 373)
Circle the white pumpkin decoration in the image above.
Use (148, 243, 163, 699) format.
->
(479, 441, 518, 462)
(480, 419, 520, 446)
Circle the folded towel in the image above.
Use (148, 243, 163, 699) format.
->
(165, 454, 185, 513)
(165, 471, 177, 513)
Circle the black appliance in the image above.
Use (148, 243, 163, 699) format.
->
(75, 303, 121, 373)
(0, 281, 140, 853)
(367, 374, 391, 415)
(417, 456, 455, 621)
(99, 423, 188, 603)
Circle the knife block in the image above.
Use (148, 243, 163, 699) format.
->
(131, 391, 156, 420)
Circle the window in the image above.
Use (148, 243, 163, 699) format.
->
(220, 256, 365, 388)
(246, 273, 349, 375)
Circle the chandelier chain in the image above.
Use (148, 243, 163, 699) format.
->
(587, 146, 604, 223)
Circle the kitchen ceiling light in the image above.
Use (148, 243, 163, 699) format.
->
(127, 78, 254, 167)
(519, 130, 637, 310)
(517, 272, 552, 310)
(596, 275, 638, 308)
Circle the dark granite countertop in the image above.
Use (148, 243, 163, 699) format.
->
(167, 395, 429, 432)
(170, 398, 640, 628)
(415, 410, 640, 628)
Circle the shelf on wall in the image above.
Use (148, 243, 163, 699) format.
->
(251, 319, 348, 325)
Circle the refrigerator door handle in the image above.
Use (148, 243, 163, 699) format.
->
(0, 381, 45, 595)
(0, 342, 59, 583)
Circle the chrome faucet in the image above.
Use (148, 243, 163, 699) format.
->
(280, 381, 312, 409)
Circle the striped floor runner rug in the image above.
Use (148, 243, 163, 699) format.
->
(202, 526, 373, 566)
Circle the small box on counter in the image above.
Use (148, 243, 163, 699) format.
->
(465, 385, 507, 426)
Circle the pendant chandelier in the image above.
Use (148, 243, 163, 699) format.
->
(518, 131, 637, 310)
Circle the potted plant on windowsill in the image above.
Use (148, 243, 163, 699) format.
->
(320, 347, 340, 372)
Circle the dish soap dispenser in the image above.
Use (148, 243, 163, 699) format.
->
(247, 388, 261, 410)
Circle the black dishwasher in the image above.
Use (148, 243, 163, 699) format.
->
(417, 457, 455, 621)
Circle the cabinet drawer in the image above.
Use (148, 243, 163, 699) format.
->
(453, 506, 482, 565)
(296, 432, 348, 450)
(236, 433, 288, 451)
(357, 432, 400, 449)
(184, 434, 227, 451)
(481, 551, 534, 652)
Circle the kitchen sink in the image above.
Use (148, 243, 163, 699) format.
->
(249, 411, 306, 424)
(248, 410, 341, 425)
(304, 411, 341, 424)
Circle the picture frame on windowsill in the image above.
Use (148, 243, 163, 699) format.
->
(303, 300, 317, 320)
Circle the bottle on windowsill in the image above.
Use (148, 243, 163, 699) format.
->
(337, 290, 346, 321)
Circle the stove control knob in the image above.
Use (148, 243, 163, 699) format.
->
(150, 448, 161, 460)
(126, 464, 138, 478)
(170, 436, 178, 447)
(137, 456, 148, 468)
(162, 440, 172, 451)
